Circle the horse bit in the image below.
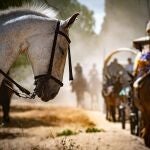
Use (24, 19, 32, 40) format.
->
(0, 20, 73, 99)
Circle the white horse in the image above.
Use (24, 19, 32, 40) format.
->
(0, 4, 79, 101)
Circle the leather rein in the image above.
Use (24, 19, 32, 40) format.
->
(0, 20, 73, 99)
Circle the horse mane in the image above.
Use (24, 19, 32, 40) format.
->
(0, 3, 57, 23)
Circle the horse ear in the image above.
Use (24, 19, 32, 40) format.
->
(62, 13, 79, 29)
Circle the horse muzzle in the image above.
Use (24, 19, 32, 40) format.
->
(34, 78, 60, 102)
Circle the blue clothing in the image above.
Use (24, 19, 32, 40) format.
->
(137, 52, 150, 77)
(140, 52, 150, 61)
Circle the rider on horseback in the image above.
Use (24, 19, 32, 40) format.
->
(132, 21, 150, 147)
(133, 22, 150, 89)
(89, 64, 101, 110)
(71, 63, 88, 108)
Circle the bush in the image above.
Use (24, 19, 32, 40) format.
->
(57, 129, 77, 137)
(85, 127, 105, 133)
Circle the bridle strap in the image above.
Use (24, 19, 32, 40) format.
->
(58, 31, 73, 80)
(59, 31, 71, 43)
(50, 75, 64, 86)
(34, 74, 63, 87)
(68, 45, 73, 80)
(48, 21, 60, 75)
(0, 69, 31, 95)
(0, 69, 35, 99)
(4, 81, 36, 99)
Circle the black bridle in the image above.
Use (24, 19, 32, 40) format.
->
(34, 20, 73, 86)
(0, 20, 73, 99)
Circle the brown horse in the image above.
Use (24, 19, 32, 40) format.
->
(134, 73, 150, 147)
(102, 75, 122, 122)
(102, 88, 117, 122)
(71, 74, 88, 108)
(132, 34, 150, 147)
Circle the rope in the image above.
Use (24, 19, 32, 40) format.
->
(0, 69, 35, 99)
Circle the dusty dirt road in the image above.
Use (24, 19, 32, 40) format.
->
(0, 101, 149, 150)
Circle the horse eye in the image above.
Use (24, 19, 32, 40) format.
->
(59, 46, 65, 55)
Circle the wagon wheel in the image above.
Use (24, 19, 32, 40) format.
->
(120, 106, 126, 129)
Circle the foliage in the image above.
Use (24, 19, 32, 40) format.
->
(85, 127, 105, 133)
(45, 0, 95, 34)
(57, 129, 77, 137)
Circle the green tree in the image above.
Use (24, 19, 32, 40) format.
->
(45, 0, 95, 34)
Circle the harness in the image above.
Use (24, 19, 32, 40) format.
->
(0, 20, 73, 99)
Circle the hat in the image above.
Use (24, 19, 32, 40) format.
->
(133, 36, 150, 51)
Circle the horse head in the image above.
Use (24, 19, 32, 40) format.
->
(29, 13, 79, 101)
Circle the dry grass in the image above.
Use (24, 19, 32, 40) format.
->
(0, 105, 95, 128)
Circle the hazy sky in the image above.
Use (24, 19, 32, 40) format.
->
(77, 0, 105, 34)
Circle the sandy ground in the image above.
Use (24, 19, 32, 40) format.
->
(0, 101, 149, 150)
